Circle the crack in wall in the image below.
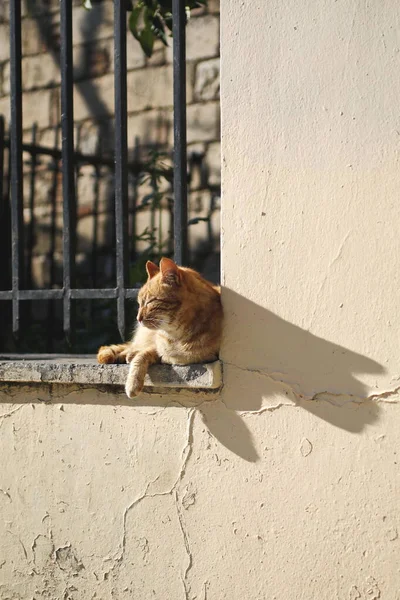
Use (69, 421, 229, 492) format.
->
(175, 490, 193, 600)
(203, 581, 210, 600)
(107, 408, 196, 580)
(113, 474, 162, 569)
(223, 361, 400, 409)
(367, 385, 400, 404)
(238, 402, 295, 416)
(0, 404, 25, 427)
(310, 385, 400, 406)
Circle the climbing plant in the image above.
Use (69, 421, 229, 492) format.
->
(83, 0, 207, 57)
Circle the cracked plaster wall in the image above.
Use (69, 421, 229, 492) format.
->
(1, 1, 400, 599)
(0, 383, 399, 599)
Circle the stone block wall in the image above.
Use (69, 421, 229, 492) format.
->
(0, 0, 221, 303)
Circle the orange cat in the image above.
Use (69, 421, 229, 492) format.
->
(97, 257, 223, 398)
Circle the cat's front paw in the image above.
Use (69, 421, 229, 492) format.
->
(97, 345, 116, 364)
(125, 372, 144, 399)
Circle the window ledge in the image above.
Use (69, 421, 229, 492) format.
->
(0, 355, 222, 393)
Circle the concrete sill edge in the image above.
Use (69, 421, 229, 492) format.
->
(0, 355, 222, 393)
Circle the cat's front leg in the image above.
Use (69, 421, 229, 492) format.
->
(125, 349, 159, 399)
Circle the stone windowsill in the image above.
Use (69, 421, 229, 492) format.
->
(0, 355, 222, 393)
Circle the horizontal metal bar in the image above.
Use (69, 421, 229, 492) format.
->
(3, 140, 163, 175)
(70, 289, 118, 299)
(124, 289, 139, 299)
(21, 289, 63, 300)
(72, 288, 139, 299)
(0, 290, 62, 300)
(0, 288, 140, 300)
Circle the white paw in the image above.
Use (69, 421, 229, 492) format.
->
(125, 374, 144, 399)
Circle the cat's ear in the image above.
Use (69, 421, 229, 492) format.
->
(160, 257, 181, 286)
(146, 261, 160, 280)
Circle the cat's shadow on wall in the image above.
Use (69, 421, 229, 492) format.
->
(124, 287, 385, 462)
(197, 288, 385, 461)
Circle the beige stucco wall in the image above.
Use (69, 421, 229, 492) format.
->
(219, 0, 400, 598)
(1, 0, 400, 599)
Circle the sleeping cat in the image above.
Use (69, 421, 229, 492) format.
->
(97, 257, 223, 398)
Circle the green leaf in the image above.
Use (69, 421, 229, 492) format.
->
(139, 25, 155, 57)
(128, 0, 209, 56)
(129, 4, 144, 40)
(129, 3, 155, 57)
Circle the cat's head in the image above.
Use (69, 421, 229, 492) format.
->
(136, 257, 218, 332)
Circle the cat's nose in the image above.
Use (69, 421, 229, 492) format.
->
(137, 310, 143, 323)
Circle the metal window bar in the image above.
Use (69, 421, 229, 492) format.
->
(0, 0, 188, 346)
(173, 0, 188, 266)
(114, 0, 129, 341)
(60, 0, 76, 345)
(9, 0, 24, 337)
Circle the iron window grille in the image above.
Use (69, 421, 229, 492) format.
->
(0, 0, 190, 347)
